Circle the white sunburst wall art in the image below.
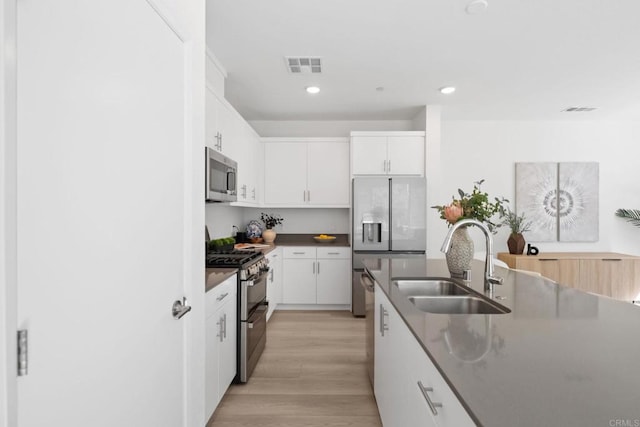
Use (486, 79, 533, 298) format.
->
(515, 162, 599, 243)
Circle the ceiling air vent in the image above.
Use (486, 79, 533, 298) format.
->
(285, 57, 322, 74)
(562, 107, 597, 112)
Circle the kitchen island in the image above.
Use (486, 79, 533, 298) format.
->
(365, 257, 640, 427)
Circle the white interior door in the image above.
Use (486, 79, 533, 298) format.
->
(16, 2, 191, 426)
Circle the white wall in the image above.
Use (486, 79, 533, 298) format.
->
(249, 120, 415, 137)
(205, 203, 244, 239)
(426, 120, 640, 257)
(241, 208, 349, 235)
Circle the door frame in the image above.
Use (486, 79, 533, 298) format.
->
(1, 0, 18, 426)
(0, 1, 206, 426)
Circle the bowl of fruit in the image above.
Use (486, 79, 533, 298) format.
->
(313, 234, 336, 243)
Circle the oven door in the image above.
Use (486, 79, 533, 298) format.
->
(239, 303, 267, 383)
(240, 271, 267, 320)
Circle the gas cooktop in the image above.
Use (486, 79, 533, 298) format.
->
(206, 250, 263, 268)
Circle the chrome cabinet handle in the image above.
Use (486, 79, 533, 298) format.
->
(223, 313, 227, 339)
(307, 190, 311, 202)
(172, 297, 192, 319)
(417, 381, 443, 416)
(327, 252, 340, 255)
(217, 316, 224, 342)
(379, 304, 389, 336)
(293, 251, 305, 255)
(216, 292, 229, 301)
(317, 262, 320, 275)
(252, 188, 256, 200)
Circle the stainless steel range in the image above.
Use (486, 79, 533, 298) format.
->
(206, 250, 269, 383)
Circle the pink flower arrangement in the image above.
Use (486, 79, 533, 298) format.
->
(432, 179, 507, 231)
(442, 202, 464, 224)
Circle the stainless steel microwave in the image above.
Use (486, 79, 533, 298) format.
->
(205, 147, 237, 202)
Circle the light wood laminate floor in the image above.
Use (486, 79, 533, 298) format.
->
(207, 311, 382, 427)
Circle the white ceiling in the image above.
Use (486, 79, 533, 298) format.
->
(207, 0, 640, 121)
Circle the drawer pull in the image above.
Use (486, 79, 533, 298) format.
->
(603, 258, 622, 261)
(216, 292, 229, 301)
(327, 252, 340, 255)
(417, 381, 443, 416)
(293, 252, 306, 255)
(539, 259, 558, 261)
(379, 304, 389, 336)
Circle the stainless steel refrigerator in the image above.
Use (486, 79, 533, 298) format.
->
(351, 177, 426, 316)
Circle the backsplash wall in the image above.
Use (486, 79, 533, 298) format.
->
(205, 203, 244, 239)
(241, 208, 349, 235)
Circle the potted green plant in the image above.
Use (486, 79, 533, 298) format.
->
(260, 212, 284, 244)
(500, 207, 532, 255)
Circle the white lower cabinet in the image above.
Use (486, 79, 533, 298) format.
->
(375, 283, 475, 427)
(205, 275, 237, 420)
(266, 247, 283, 320)
(282, 246, 351, 306)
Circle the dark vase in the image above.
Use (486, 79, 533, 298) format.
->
(507, 233, 526, 255)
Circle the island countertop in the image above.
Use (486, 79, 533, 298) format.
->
(365, 257, 640, 427)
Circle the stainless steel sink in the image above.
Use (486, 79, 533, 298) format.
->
(408, 295, 510, 314)
(393, 278, 470, 297)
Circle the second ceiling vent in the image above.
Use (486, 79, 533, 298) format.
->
(285, 57, 322, 74)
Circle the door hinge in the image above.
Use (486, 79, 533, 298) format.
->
(17, 330, 28, 376)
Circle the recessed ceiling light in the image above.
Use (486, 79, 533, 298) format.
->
(465, 0, 488, 15)
(439, 86, 456, 95)
(306, 86, 320, 94)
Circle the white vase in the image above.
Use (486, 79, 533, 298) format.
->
(262, 228, 276, 243)
(445, 226, 474, 277)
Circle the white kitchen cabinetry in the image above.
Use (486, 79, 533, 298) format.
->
(234, 124, 263, 206)
(282, 246, 351, 306)
(205, 275, 237, 419)
(375, 283, 475, 427)
(351, 131, 425, 176)
(205, 85, 236, 158)
(266, 248, 283, 320)
(263, 138, 350, 207)
(316, 247, 352, 304)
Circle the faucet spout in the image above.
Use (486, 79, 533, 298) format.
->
(440, 219, 502, 294)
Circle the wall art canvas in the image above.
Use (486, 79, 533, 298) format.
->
(515, 162, 599, 242)
(515, 162, 558, 242)
(557, 162, 599, 242)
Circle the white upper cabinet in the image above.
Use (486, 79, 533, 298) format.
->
(307, 142, 350, 206)
(263, 142, 308, 205)
(351, 131, 425, 176)
(263, 138, 350, 207)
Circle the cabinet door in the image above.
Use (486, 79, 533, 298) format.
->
(205, 87, 219, 151)
(351, 136, 388, 175)
(519, 258, 580, 287)
(307, 142, 350, 206)
(282, 258, 317, 304)
(611, 259, 640, 302)
(316, 258, 351, 304)
(386, 136, 424, 176)
(264, 142, 307, 205)
(215, 96, 234, 156)
(266, 250, 282, 319)
(374, 286, 403, 427)
(218, 295, 237, 400)
(205, 310, 221, 418)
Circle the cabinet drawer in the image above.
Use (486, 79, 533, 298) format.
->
(283, 247, 317, 259)
(317, 247, 350, 259)
(206, 275, 237, 316)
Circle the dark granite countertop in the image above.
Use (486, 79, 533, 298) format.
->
(365, 257, 640, 427)
(267, 233, 350, 247)
(205, 268, 237, 293)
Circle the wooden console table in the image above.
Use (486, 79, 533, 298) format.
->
(497, 252, 640, 303)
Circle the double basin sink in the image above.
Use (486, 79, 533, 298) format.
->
(393, 278, 510, 315)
